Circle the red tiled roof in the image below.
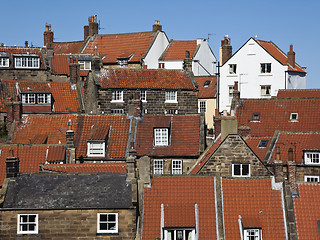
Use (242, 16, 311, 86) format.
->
(160, 40, 197, 61)
(142, 176, 216, 239)
(195, 76, 217, 98)
(0, 145, 65, 186)
(222, 178, 286, 239)
(42, 162, 126, 173)
(277, 89, 320, 99)
(293, 183, 320, 240)
(83, 32, 156, 63)
(256, 40, 305, 73)
(51, 54, 89, 77)
(12, 114, 130, 159)
(135, 115, 200, 157)
(51, 41, 84, 54)
(244, 136, 272, 162)
(237, 98, 320, 137)
(98, 69, 195, 90)
(50, 82, 81, 112)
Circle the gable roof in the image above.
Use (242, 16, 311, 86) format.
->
(51, 41, 84, 54)
(159, 40, 197, 61)
(237, 98, 320, 137)
(2, 172, 132, 209)
(135, 115, 201, 157)
(82, 31, 158, 63)
(42, 162, 126, 173)
(277, 89, 320, 99)
(244, 136, 272, 162)
(51, 54, 89, 77)
(222, 178, 287, 239)
(195, 76, 217, 98)
(98, 68, 196, 90)
(142, 176, 216, 239)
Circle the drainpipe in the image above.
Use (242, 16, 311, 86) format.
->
(238, 215, 244, 240)
(216, 62, 220, 112)
(161, 203, 164, 240)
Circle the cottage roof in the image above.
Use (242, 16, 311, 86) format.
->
(277, 89, 320, 99)
(51, 41, 84, 54)
(195, 76, 217, 99)
(159, 40, 197, 61)
(42, 162, 126, 173)
(51, 54, 89, 77)
(244, 136, 272, 162)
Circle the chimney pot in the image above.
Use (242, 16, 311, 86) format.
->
(152, 20, 162, 32)
(220, 35, 232, 65)
(44, 24, 53, 47)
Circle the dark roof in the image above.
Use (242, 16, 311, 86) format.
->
(3, 173, 132, 209)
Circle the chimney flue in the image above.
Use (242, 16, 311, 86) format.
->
(25, 41, 28, 47)
(287, 148, 297, 193)
(287, 44, 295, 69)
(44, 24, 53, 47)
(152, 20, 162, 32)
(6, 153, 19, 178)
(219, 35, 232, 66)
(88, 15, 98, 36)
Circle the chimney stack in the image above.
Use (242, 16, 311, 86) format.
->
(152, 20, 162, 32)
(66, 120, 76, 163)
(221, 115, 237, 141)
(231, 81, 240, 109)
(219, 35, 232, 66)
(287, 45, 295, 69)
(84, 25, 89, 40)
(25, 41, 28, 48)
(128, 93, 142, 118)
(183, 51, 193, 74)
(6, 96, 22, 134)
(273, 147, 284, 183)
(69, 57, 80, 84)
(6, 150, 19, 178)
(44, 24, 54, 47)
(88, 15, 98, 37)
(287, 148, 297, 193)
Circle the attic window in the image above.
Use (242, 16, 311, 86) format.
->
(164, 228, 195, 240)
(0, 57, 9, 67)
(87, 141, 105, 157)
(79, 61, 91, 70)
(260, 63, 271, 73)
(21, 93, 51, 104)
(304, 152, 320, 165)
(244, 229, 261, 240)
(14, 56, 39, 69)
(119, 59, 128, 68)
(154, 128, 168, 146)
(251, 113, 260, 122)
(290, 113, 298, 121)
(258, 139, 268, 148)
(203, 80, 211, 87)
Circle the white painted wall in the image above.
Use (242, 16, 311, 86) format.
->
(287, 72, 306, 89)
(159, 60, 183, 70)
(193, 39, 217, 76)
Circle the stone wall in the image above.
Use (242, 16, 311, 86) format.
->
(0, 209, 136, 240)
(151, 158, 197, 175)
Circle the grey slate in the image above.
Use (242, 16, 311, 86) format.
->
(3, 172, 132, 209)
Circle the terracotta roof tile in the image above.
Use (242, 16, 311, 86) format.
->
(42, 162, 126, 173)
(244, 136, 272, 162)
(142, 176, 216, 239)
(195, 76, 217, 98)
(51, 54, 89, 77)
(51, 41, 84, 54)
(98, 69, 195, 90)
(277, 89, 320, 99)
(160, 40, 197, 61)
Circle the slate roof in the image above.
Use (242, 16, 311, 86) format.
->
(236, 98, 320, 137)
(51, 41, 84, 54)
(159, 40, 197, 61)
(42, 162, 126, 173)
(82, 32, 157, 64)
(222, 178, 286, 239)
(195, 76, 217, 98)
(293, 183, 320, 240)
(12, 114, 130, 159)
(51, 54, 89, 77)
(98, 69, 195, 90)
(3, 172, 132, 209)
(135, 115, 200, 157)
(142, 176, 216, 239)
(277, 89, 320, 99)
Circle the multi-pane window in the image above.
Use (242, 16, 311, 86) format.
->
(229, 64, 237, 74)
(164, 229, 195, 240)
(154, 128, 169, 146)
(260, 85, 271, 97)
(119, 59, 128, 68)
(140, 90, 147, 102)
(21, 93, 35, 104)
(153, 160, 164, 175)
(15, 57, 39, 68)
(111, 109, 124, 114)
(252, 113, 260, 122)
(172, 160, 182, 175)
(165, 109, 178, 115)
(198, 101, 206, 113)
(17, 214, 38, 234)
(21, 93, 51, 104)
(304, 176, 319, 183)
(304, 152, 320, 165)
(79, 61, 91, 70)
(0, 57, 9, 67)
(244, 229, 261, 240)
(111, 90, 123, 102)
(260, 63, 271, 73)
(37, 93, 51, 104)
(165, 91, 177, 102)
(228, 86, 234, 105)
(87, 141, 105, 157)
(258, 139, 268, 148)
(97, 213, 118, 233)
(232, 163, 250, 177)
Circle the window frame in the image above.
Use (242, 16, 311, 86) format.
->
(290, 113, 298, 121)
(258, 139, 268, 148)
(244, 228, 261, 240)
(154, 128, 169, 146)
(171, 160, 183, 175)
(228, 85, 234, 105)
(232, 163, 250, 177)
(165, 109, 178, 115)
(304, 175, 319, 183)
(251, 112, 260, 122)
(260, 63, 271, 74)
(110, 109, 124, 114)
(198, 100, 206, 113)
(228, 64, 237, 74)
(153, 160, 164, 175)
(87, 141, 106, 157)
(111, 90, 124, 102)
(17, 214, 38, 235)
(304, 152, 320, 165)
(78, 60, 91, 70)
(140, 90, 147, 102)
(260, 85, 271, 97)
(164, 228, 195, 240)
(14, 56, 40, 69)
(97, 213, 118, 234)
(165, 90, 177, 103)
(0, 57, 9, 67)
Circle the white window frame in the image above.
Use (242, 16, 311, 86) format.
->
(14, 57, 40, 69)
(165, 109, 178, 115)
(165, 91, 177, 103)
(78, 60, 91, 70)
(198, 100, 206, 113)
(229, 64, 237, 74)
(111, 109, 124, 114)
(119, 59, 128, 68)
(0, 57, 9, 67)
(228, 86, 234, 105)
(21, 93, 36, 104)
(304, 175, 319, 183)
(232, 163, 250, 177)
(87, 141, 105, 157)
(244, 229, 261, 240)
(37, 93, 51, 104)
(164, 228, 195, 240)
(304, 152, 320, 165)
(154, 128, 169, 146)
(140, 90, 147, 102)
(260, 63, 271, 74)
(172, 160, 182, 175)
(17, 214, 38, 234)
(260, 85, 271, 97)
(290, 113, 298, 121)
(153, 160, 164, 175)
(111, 90, 123, 102)
(97, 213, 118, 234)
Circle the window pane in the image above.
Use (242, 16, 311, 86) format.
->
(108, 214, 116, 222)
(233, 164, 240, 175)
(29, 215, 36, 222)
(100, 223, 108, 230)
(242, 164, 249, 176)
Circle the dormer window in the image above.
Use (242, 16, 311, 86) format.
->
(21, 93, 51, 104)
(154, 128, 169, 146)
(0, 57, 9, 67)
(87, 141, 105, 157)
(304, 151, 320, 165)
(111, 90, 123, 102)
(244, 229, 261, 240)
(118, 59, 128, 68)
(164, 228, 195, 240)
(252, 113, 260, 122)
(14, 56, 39, 69)
(79, 61, 91, 70)
(290, 113, 298, 121)
(258, 139, 268, 148)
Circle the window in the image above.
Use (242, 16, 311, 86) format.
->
(228, 86, 234, 105)
(21, 93, 35, 104)
(119, 59, 128, 68)
(79, 61, 91, 70)
(304, 152, 320, 165)
(111, 90, 123, 102)
(153, 160, 164, 175)
(304, 175, 319, 183)
(37, 93, 51, 104)
(17, 214, 38, 234)
(154, 128, 169, 146)
(198, 101, 206, 113)
(260, 63, 271, 73)
(244, 229, 261, 240)
(260, 85, 271, 97)
(165, 91, 177, 103)
(164, 228, 195, 240)
(140, 90, 146, 102)
(290, 113, 298, 121)
(111, 109, 124, 114)
(258, 139, 268, 148)
(172, 160, 182, 175)
(14, 57, 40, 69)
(87, 141, 105, 157)
(97, 213, 118, 234)
(232, 163, 250, 177)
(165, 109, 178, 114)
(229, 64, 237, 74)
(0, 57, 9, 67)
(203, 80, 211, 87)
(159, 63, 165, 69)
(21, 93, 51, 104)
(252, 112, 260, 122)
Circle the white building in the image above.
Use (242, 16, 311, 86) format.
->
(219, 37, 306, 111)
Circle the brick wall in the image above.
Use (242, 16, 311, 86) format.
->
(0, 209, 136, 240)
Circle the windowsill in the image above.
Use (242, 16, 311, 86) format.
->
(250, 120, 260, 123)
(304, 163, 320, 166)
(247, 53, 256, 55)
(141, 100, 147, 103)
(154, 145, 169, 147)
(110, 100, 124, 103)
(260, 95, 271, 98)
(96, 232, 119, 236)
(17, 233, 39, 235)
(87, 155, 106, 158)
(165, 100, 178, 104)
(289, 120, 299, 122)
(14, 67, 40, 69)
(232, 175, 251, 178)
(227, 74, 238, 77)
(259, 74, 272, 76)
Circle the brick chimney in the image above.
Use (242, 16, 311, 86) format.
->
(44, 24, 53, 47)
(221, 115, 237, 141)
(128, 93, 142, 118)
(287, 45, 295, 69)
(25, 41, 28, 48)
(273, 147, 284, 183)
(183, 51, 193, 74)
(219, 35, 232, 66)
(66, 119, 76, 163)
(92, 55, 102, 71)
(287, 148, 297, 193)
(69, 58, 80, 84)
(6, 149, 19, 178)
(152, 20, 162, 32)
(88, 15, 98, 37)
(6, 96, 22, 134)
(84, 25, 89, 40)
(126, 148, 137, 204)
(231, 81, 240, 109)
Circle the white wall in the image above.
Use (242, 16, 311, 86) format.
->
(159, 60, 183, 70)
(144, 32, 169, 69)
(193, 39, 217, 76)
(287, 72, 306, 89)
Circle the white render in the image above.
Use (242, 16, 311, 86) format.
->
(219, 38, 306, 111)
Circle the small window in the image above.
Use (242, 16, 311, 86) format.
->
(111, 90, 123, 102)
(0, 57, 9, 67)
(119, 59, 128, 68)
(159, 63, 165, 69)
(304, 152, 320, 165)
(37, 93, 51, 104)
(154, 128, 169, 146)
(252, 113, 260, 122)
(232, 163, 250, 177)
(258, 139, 268, 148)
(87, 141, 105, 157)
(229, 64, 237, 74)
(172, 160, 182, 175)
(260, 85, 271, 97)
(290, 113, 298, 121)
(97, 213, 118, 234)
(17, 214, 38, 234)
(111, 109, 124, 114)
(198, 101, 206, 113)
(260, 63, 271, 73)
(203, 80, 211, 87)
(165, 109, 178, 115)
(244, 229, 261, 240)
(165, 91, 177, 102)
(140, 90, 147, 102)
(164, 228, 195, 240)
(153, 160, 164, 175)
(304, 175, 319, 183)
(228, 86, 234, 105)
(79, 61, 91, 70)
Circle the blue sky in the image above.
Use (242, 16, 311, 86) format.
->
(1, 0, 319, 88)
